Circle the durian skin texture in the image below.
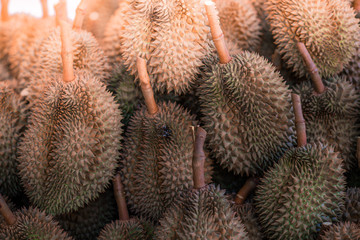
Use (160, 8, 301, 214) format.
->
(343, 188, 360, 223)
(197, 51, 294, 176)
(266, 0, 360, 78)
(0, 207, 73, 240)
(0, 82, 27, 198)
(103, 0, 212, 94)
(319, 222, 360, 240)
(232, 203, 263, 240)
(18, 70, 123, 215)
(255, 143, 346, 240)
(155, 184, 249, 240)
(294, 77, 360, 170)
(339, 39, 360, 90)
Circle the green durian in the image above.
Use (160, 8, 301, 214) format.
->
(0, 82, 27, 198)
(266, 0, 359, 78)
(319, 222, 360, 240)
(343, 188, 360, 223)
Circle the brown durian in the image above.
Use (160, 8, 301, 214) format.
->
(319, 222, 360, 240)
(339, 39, 360, 90)
(17, 20, 123, 215)
(266, 0, 360, 78)
(103, 0, 212, 94)
(344, 188, 360, 223)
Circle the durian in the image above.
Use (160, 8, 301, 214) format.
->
(319, 222, 360, 240)
(17, 20, 123, 215)
(339, 39, 360, 90)
(0, 62, 11, 81)
(266, 0, 359, 78)
(0, 81, 27, 198)
(121, 57, 211, 221)
(103, 0, 212, 94)
(344, 188, 360, 223)
(255, 94, 346, 240)
(198, 1, 294, 175)
(155, 126, 249, 239)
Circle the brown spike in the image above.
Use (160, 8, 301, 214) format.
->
(40, 0, 48, 18)
(296, 42, 325, 94)
(0, 195, 16, 225)
(291, 93, 307, 147)
(1, 0, 9, 22)
(136, 56, 159, 115)
(192, 126, 207, 189)
(73, 0, 88, 30)
(113, 174, 130, 221)
(204, 1, 232, 64)
(357, 137, 360, 168)
(234, 177, 258, 204)
(59, 19, 74, 83)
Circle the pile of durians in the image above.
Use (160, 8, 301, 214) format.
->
(0, 0, 360, 239)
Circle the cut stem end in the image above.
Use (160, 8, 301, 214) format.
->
(113, 174, 130, 221)
(234, 177, 258, 204)
(192, 126, 207, 189)
(291, 93, 307, 147)
(59, 20, 75, 83)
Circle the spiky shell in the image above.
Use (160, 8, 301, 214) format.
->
(344, 188, 360, 223)
(0, 82, 27, 198)
(19, 28, 111, 102)
(293, 77, 360, 170)
(198, 51, 294, 176)
(266, 0, 359, 78)
(232, 203, 263, 240)
(339, 39, 360, 90)
(255, 143, 346, 240)
(18, 71, 123, 215)
(56, 189, 117, 240)
(0, 207, 73, 240)
(103, 0, 212, 94)
(215, 0, 262, 53)
(155, 184, 249, 239)
(319, 222, 360, 240)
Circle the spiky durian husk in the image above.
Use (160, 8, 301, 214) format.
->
(18, 70, 123, 215)
(121, 101, 212, 221)
(231, 203, 263, 240)
(319, 222, 360, 240)
(0, 82, 27, 198)
(198, 51, 294, 176)
(82, 0, 119, 43)
(216, 0, 261, 53)
(293, 77, 360, 170)
(56, 189, 117, 240)
(339, 40, 360, 90)
(155, 184, 249, 239)
(0, 196, 16, 226)
(103, 0, 212, 94)
(255, 143, 346, 240)
(0, 207, 73, 239)
(19, 28, 111, 102)
(343, 188, 360, 223)
(266, 0, 360, 78)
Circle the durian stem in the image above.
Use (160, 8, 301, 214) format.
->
(136, 56, 159, 115)
(1, 0, 9, 22)
(54, 0, 67, 26)
(204, 1, 232, 64)
(296, 42, 325, 94)
(193, 126, 207, 189)
(73, 0, 87, 31)
(0, 195, 16, 225)
(354, 0, 360, 12)
(291, 93, 307, 147)
(357, 137, 360, 168)
(234, 177, 258, 204)
(40, 0, 48, 18)
(60, 20, 75, 83)
(113, 174, 130, 221)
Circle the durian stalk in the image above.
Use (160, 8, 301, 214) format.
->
(54, 0, 67, 26)
(1, 0, 9, 22)
(0, 194, 16, 225)
(234, 177, 258, 204)
(296, 42, 325, 94)
(136, 56, 159, 115)
(192, 126, 207, 189)
(40, 0, 48, 18)
(59, 19, 75, 83)
(357, 137, 360, 168)
(204, 1, 232, 64)
(291, 93, 307, 147)
(354, 0, 360, 12)
(73, 0, 88, 31)
(113, 174, 130, 221)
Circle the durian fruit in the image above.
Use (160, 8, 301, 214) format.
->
(198, 1, 294, 176)
(156, 126, 249, 239)
(17, 20, 123, 215)
(0, 195, 73, 239)
(0, 81, 27, 198)
(319, 222, 360, 240)
(121, 57, 212, 221)
(255, 93, 346, 240)
(215, 0, 262, 54)
(266, 0, 359, 78)
(103, 0, 212, 94)
(97, 174, 153, 240)
(339, 39, 360, 90)
(344, 188, 360, 223)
